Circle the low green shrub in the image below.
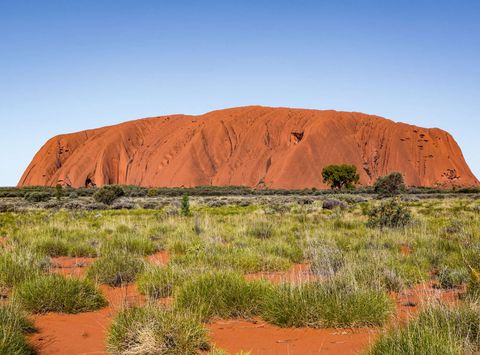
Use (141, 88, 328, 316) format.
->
(107, 305, 209, 354)
(374, 172, 406, 197)
(93, 185, 125, 205)
(87, 253, 145, 286)
(437, 266, 468, 289)
(24, 191, 51, 203)
(367, 199, 412, 229)
(261, 282, 393, 328)
(14, 274, 107, 313)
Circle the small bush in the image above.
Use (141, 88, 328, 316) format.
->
(14, 274, 107, 313)
(374, 172, 406, 197)
(175, 271, 268, 321)
(111, 199, 136, 210)
(147, 188, 158, 197)
(322, 199, 347, 210)
(24, 191, 51, 203)
(261, 282, 393, 328)
(142, 201, 160, 210)
(367, 199, 412, 229)
(87, 253, 145, 286)
(93, 185, 125, 205)
(108, 305, 209, 354)
(437, 266, 468, 289)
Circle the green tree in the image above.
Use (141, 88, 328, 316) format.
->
(322, 164, 359, 190)
(374, 172, 406, 197)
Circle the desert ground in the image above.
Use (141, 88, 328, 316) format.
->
(1, 186, 480, 354)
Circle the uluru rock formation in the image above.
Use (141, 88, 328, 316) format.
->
(19, 106, 479, 189)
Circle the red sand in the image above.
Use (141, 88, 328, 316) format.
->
(246, 263, 316, 284)
(146, 250, 170, 265)
(208, 319, 376, 355)
(49, 256, 96, 277)
(394, 282, 463, 322)
(18, 106, 479, 189)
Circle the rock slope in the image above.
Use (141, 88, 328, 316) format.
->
(18, 106, 479, 188)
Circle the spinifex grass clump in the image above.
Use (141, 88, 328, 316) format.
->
(175, 271, 269, 321)
(87, 252, 145, 286)
(369, 303, 480, 354)
(170, 242, 292, 274)
(306, 239, 345, 278)
(261, 281, 393, 328)
(246, 219, 274, 239)
(0, 249, 48, 289)
(137, 265, 194, 299)
(0, 304, 35, 355)
(34, 237, 98, 258)
(107, 305, 209, 354)
(100, 234, 157, 256)
(14, 274, 107, 313)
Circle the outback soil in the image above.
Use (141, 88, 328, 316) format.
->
(209, 319, 376, 355)
(26, 254, 463, 355)
(18, 106, 479, 189)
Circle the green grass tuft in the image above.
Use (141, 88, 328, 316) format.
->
(261, 281, 394, 328)
(86, 252, 145, 287)
(14, 274, 107, 313)
(107, 305, 209, 354)
(369, 303, 480, 354)
(175, 271, 268, 321)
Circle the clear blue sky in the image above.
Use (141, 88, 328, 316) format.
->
(1, 0, 479, 186)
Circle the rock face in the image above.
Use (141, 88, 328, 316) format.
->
(19, 106, 478, 189)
